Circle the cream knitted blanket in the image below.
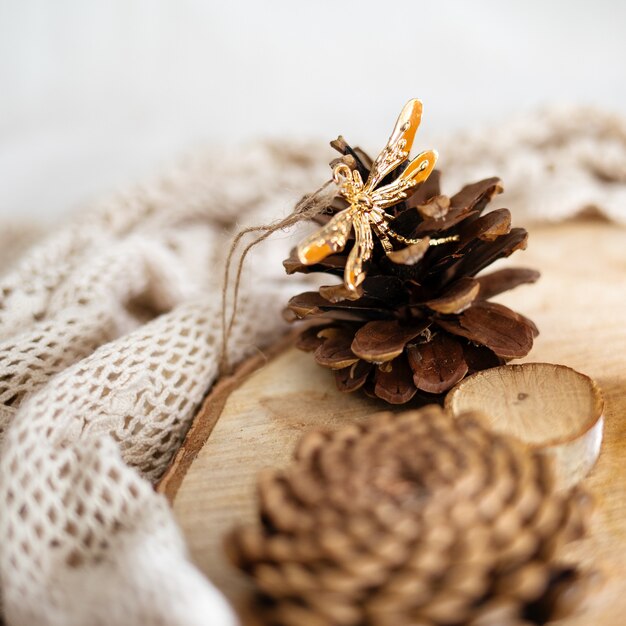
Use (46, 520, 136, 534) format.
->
(0, 107, 624, 626)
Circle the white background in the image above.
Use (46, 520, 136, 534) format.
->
(1, 0, 625, 220)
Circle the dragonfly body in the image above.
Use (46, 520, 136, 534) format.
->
(297, 99, 455, 291)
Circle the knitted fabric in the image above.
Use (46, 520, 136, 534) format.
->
(0, 140, 328, 625)
(439, 105, 626, 223)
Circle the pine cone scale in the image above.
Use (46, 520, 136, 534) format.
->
(373, 356, 417, 404)
(476, 268, 540, 300)
(453, 208, 512, 245)
(407, 333, 468, 394)
(334, 361, 372, 392)
(424, 276, 480, 314)
(437, 301, 538, 360)
(449, 228, 529, 281)
(406, 176, 503, 239)
(314, 330, 360, 369)
(449, 177, 504, 213)
(351, 320, 430, 363)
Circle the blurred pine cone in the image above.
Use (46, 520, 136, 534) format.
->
(227, 406, 592, 626)
(284, 142, 539, 404)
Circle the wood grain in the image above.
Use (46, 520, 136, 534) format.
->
(446, 362, 604, 489)
(167, 218, 626, 625)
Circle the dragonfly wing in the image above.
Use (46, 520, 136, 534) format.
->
(344, 212, 374, 291)
(370, 150, 438, 210)
(297, 208, 353, 265)
(365, 99, 424, 192)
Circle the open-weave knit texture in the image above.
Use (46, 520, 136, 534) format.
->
(0, 140, 329, 626)
(438, 105, 626, 223)
(0, 105, 623, 626)
(0, 222, 42, 276)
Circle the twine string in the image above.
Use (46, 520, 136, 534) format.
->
(219, 179, 334, 373)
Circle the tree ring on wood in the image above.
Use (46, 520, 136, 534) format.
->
(445, 362, 604, 489)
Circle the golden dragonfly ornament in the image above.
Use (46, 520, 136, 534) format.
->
(297, 99, 457, 291)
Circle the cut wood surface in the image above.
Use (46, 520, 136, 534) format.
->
(164, 218, 626, 625)
(446, 362, 605, 489)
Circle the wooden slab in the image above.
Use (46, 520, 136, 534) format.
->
(164, 218, 626, 624)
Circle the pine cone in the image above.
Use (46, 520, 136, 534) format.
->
(284, 146, 540, 404)
(227, 406, 592, 626)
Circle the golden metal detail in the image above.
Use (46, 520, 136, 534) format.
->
(297, 99, 457, 291)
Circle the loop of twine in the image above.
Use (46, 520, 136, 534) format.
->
(219, 179, 335, 374)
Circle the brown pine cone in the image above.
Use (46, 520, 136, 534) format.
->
(227, 406, 592, 626)
(284, 147, 540, 404)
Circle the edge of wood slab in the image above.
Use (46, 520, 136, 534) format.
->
(156, 333, 294, 502)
